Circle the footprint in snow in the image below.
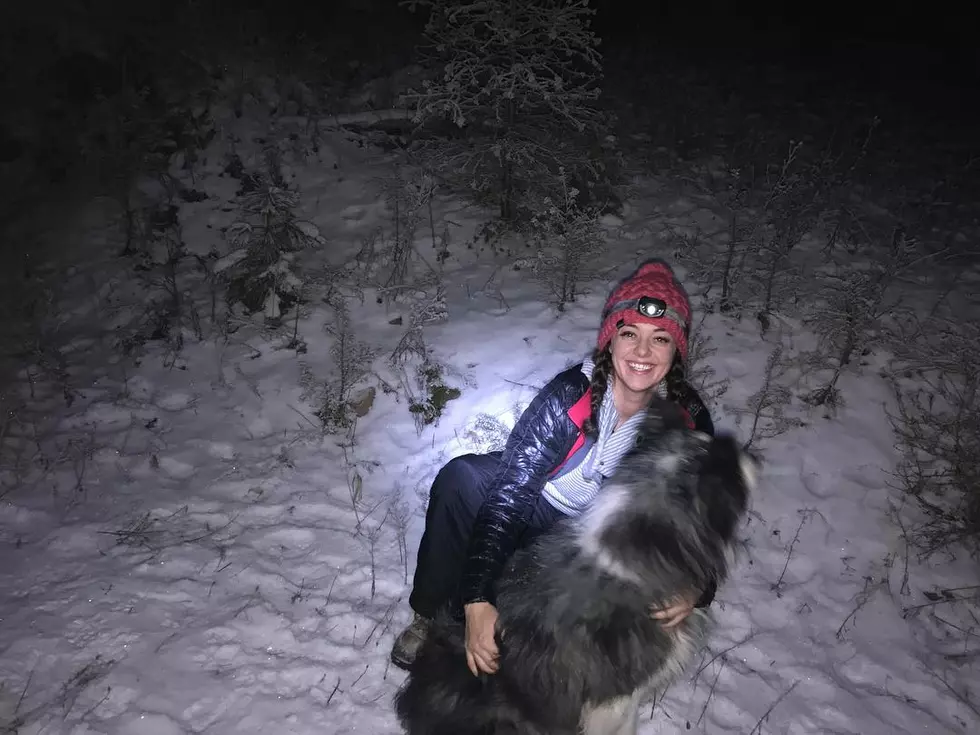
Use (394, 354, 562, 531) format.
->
(721, 356, 752, 379)
(340, 204, 366, 222)
(799, 469, 836, 500)
(840, 464, 885, 491)
(157, 392, 195, 411)
(207, 442, 236, 460)
(156, 456, 196, 480)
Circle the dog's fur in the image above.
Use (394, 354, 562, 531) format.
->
(394, 398, 755, 735)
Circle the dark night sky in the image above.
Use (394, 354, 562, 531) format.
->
(321, 0, 978, 89)
(2, 0, 976, 179)
(9, 1, 975, 86)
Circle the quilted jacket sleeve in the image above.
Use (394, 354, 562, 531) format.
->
(459, 366, 588, 606)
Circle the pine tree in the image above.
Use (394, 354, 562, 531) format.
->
(223, 171, 324, 324)
(405, 0, 605, 226)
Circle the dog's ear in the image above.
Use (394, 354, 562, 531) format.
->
(658, 398, 693, 432)
(697, 434, 752, 539)
(737, 447, 761, 494)
(634, 398, 690, 452)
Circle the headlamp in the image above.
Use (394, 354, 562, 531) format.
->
(603, 296, 688, 331)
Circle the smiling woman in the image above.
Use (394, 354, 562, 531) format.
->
(391, 259, 717, 683)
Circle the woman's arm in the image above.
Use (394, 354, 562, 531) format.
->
(458, 368, 587, 606)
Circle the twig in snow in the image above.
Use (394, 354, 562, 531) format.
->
(351, 664, 370, 688)
(362, 504, 392, 600)
(922, 663, 980, 721)
(941, 584, 980, 594)
(325, 677, 341, 706)
(389, 490, 412, 584)
(932, 614, 976, 638)
(646, 681, 673, 720)
(99, 512, 157, 547)
(15, 666, 34, 717)
(315, 575, 338, 617)
(343, 446, 364, 527)
(693, 630, 759, 680)
(361, 598, 400, 649)
(903, 589, 980, 617)
(232, 586, 261, 619)
(74, 686, 111, 723)
(154, 631, 180, 654)
(771, 509, 816, 597)
(287, 403, 320, 431)
(500, 376, 543, 391)
(836, 575, 878, 640)
(748, 679, 801, 734)
(289, 577, 309, 604)
(57, 656, 115, 722)
(893, 503, 912, 596)
(696, 658, 726, 727)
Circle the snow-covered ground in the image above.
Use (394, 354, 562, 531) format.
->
(1, 74, 977, 735)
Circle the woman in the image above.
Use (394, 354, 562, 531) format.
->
(391, 259, 716, 675)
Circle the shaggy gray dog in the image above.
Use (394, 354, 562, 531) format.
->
(394, 398, 755, 735)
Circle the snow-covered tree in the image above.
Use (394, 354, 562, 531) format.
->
(221, 172, 324, 324)
(405, 0, 606, 226)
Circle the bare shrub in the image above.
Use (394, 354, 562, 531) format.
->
(887, 317, 980, 556)
(680, 125, 877, 326)
(389, 294, 460, 434)
(300, 303, 377, 434)
(802, 227, 930, 410)
(518, 174, 605, 311)
(727, 343, 803, 454)
(685, 313, 731, 413)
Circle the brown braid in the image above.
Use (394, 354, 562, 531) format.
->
(663, 354, 693, 406)
(582, 346, 614, 438)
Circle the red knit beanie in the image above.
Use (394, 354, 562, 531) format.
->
(596, 260, 691, 361)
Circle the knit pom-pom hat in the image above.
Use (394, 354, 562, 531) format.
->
(596, 259, 691, 361)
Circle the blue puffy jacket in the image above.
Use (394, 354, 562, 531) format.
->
(459, 362, 714, 607)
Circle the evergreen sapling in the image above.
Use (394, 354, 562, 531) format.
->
(404, 0, 606, 227)
(519, 173, 605, 311)
(729, 343, 803, 453)
(221, 174, 324, 324)
(802, 228, 917, 408)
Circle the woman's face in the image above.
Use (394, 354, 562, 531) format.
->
(609, 321, 677, 398)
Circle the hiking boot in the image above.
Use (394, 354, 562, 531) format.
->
(391, 613, 432, 670)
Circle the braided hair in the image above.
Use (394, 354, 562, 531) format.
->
(582, 347, 613, 438)
(581, 347, 693, 439)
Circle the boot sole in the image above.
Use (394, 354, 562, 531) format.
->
(390, 649, 416, 671)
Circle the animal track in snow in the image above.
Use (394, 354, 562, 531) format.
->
(157, 392, 196, 411)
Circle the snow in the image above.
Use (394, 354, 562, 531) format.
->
(1, 90, 977, 735)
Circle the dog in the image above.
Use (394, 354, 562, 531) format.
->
(394, 398, 755, 735)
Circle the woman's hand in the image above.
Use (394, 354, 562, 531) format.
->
(463, 601, 500, 676)
(650, 592, 698, 629)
